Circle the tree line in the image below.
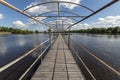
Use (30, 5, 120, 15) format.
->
(69, 26, 120, 34)
(0, 26, 35, 34)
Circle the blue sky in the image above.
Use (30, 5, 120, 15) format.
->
(0, 0, 120, 31)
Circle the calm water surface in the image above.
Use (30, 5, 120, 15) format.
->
(69, 33, 120, 80)
(1, 33, 120, 80)
(0, 34, 49, 80)
(0, 34, 49, 67)
(71, 34, 120, 70)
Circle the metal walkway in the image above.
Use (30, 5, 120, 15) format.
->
(31, 34, 85, 80)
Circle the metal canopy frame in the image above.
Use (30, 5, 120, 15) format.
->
(23, 1, 95, 31)
(31, 10, 86, 18)
(66, 0, 120, 30)
(0, 0, 119, 32)
(41, 17, 78, 23)
(23, 1, 95, 12)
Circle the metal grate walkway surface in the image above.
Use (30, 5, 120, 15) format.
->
(31, 34, 85, 80)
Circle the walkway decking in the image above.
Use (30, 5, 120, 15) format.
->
(31, 34, 85, 80)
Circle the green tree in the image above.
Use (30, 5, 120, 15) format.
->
(106, 27, 113, 33)
(35, 30, 39, 33)
(112, 27, 120, 34)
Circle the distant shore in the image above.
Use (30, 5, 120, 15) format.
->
(0, 32, 12, 34)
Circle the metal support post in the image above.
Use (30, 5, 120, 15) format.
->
(49, 27, 52, 45)
(40, 44, 43, 63)
(68, 28, 70, 47)
(56, 21, 58, 36)
(62, 20, 64, 35)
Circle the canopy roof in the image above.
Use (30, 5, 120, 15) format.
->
(0, 0, 119, 31)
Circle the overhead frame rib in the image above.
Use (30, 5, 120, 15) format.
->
(0, 0, 51, 29)
(23, 1, 95, 31)
(0, 0, 119, 32)
(66, 0, 119, 30)
(41, 17, 78, 23)
(23, 1, 95, 12)
(32, 10, 86, 18)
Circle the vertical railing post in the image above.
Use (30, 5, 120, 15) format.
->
(68, 28, 70, 47)
(40, 44, 43, 63)
(56, 21, 58, 37)
(49, 27, 52, 45)
(62, 20, 64, 36)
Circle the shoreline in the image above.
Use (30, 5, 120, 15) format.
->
(0, 32, 12, 34)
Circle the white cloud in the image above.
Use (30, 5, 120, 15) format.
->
(60, 0, 81, 9)
(26, 5, 49, 15)
(13, 20, 27, 28)
(71, 23, 91, 30)
(25, 0, 81, 15)
(98, 18, 105, 22)
(98, 16, 120, 26)
(74, 15, 120, 30)
(34, 27, 48, 32)
(0, 13, 4, 19)
(80, 15, 120, 29)
(28, 17, 46, 26)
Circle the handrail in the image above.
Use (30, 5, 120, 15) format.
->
(62, 35, 96, 79)
(70, 38, 120, 76)
(0, 38, 50, 72)
(69, 43, 96, 80)
(19, 37, 55, 80)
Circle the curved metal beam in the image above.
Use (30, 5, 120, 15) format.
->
(65, 0, 119, 30)
(45, 18, 74, 24)
(41, 17, 78, 23)
(31, 10, 85, 23)
(23, 1, 94, 12)
(44, 18, 76, 30)
(0, 0, 51, 28)
(46, 20, 73, 30)
(32, 10, 84, 18)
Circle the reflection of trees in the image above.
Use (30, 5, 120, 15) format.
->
(0, 38, 7, 55)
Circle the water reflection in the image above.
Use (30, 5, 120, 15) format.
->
(0, 34, 49, 67)
(71, 33, 120, 71)
(15, 35, 26, 47)
(0, 38, 7, 55)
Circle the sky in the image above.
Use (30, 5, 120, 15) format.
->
(0, 0, 120, 31)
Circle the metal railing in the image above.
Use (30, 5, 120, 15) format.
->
(63, 35, 96, 80)
(0, 35, 57, 80)
(63, 34, 120, 80)
(0, 39, 49, 72)
(18, 35, 57, 80)
(69, 40, 96, 80)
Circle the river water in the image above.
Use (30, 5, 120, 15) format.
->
(65, 33, 120, 80)
(0, 33, 120, 80)
(0, 34, 49, 80)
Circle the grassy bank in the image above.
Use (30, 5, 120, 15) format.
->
(0, 32, 11, 34)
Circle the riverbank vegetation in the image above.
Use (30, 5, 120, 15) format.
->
(69, 27, 120, 34)
(0, 26, 35, 34)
